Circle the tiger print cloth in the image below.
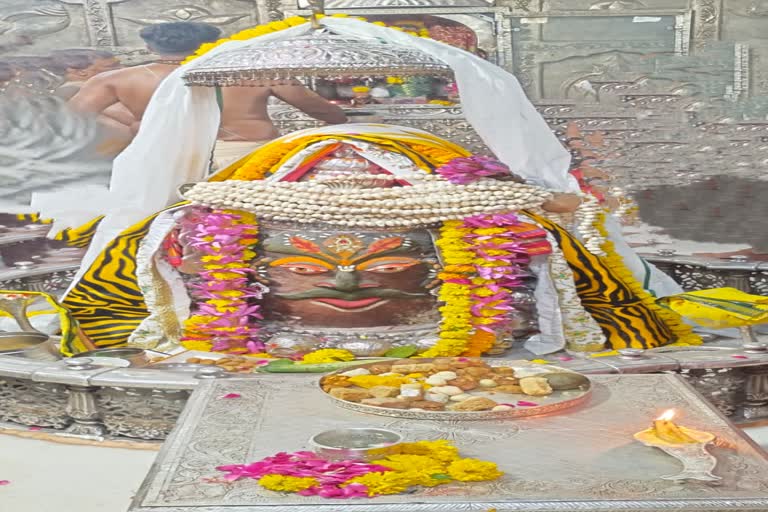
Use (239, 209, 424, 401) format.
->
(525, 211, 677, 349)
(54, 216, 104, 249)
(60, 212, 161, 355)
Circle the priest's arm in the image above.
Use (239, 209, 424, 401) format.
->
(271, 81, 348, 125)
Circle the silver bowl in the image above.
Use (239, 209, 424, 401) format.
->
(309, 428, 402, 461)
(0, 332, 60, 361)
(73, 347, 150, 367)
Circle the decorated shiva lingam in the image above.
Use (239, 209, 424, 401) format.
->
(59, 124, 704, 363)
(634, 409, 721, 482)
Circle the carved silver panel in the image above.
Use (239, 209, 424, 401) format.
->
(0, 376, 71, 428)
(289, 6, 513, 70)
(95, 387, 190, 439)
(543, 0, 690, 10)
(721, 0, 768, 43)
(269, 103, 493, 154)
(678, 368, 747, 417)
(129, 374, 768, 511)
(322, 0, 495, 7)
(108, 0, 260, 48)
(0, 1, 86, 51)
(508, 12, 691, 100)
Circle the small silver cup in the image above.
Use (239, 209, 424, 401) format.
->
(309, 428, 402, 461)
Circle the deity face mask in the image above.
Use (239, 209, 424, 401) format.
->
(261, 227, 439, 329)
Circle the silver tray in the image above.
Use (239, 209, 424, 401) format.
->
(319, 358, 592, 420)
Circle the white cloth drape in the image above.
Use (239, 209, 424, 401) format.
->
(36, 19, 574, 288)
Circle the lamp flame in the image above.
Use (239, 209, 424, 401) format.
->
(656, 409, 676, 422)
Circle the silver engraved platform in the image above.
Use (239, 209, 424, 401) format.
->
(129, 374, 768, 512)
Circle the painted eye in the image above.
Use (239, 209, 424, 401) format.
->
(281, 264, 329, 275)
(366, 262, 418, 274)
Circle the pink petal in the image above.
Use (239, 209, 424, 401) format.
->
(0, 481, 9, 486)
(557, 356, 574, 362)
(28, 426, 42, 431)
(517, 401, 539, 407)
(220, 393, 241, 399)
(732, 355, 749, 359)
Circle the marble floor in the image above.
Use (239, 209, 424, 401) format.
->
(2, 426, 767, 512)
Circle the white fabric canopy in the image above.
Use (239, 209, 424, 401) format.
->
(36, 18, 575, 287)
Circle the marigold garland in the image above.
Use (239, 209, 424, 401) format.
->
(178, 209, 267, 353)
(421, 220, 474, 358)
(462, 330, 496, 357)
(217, 440, 502, 499)
(300, 348, 355, 364)
(423, 208, 551, 358)
(593, 212, 701, 346)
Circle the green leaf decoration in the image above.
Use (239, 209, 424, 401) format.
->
(385, 346, 418, 358)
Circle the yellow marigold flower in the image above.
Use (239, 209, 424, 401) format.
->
(352, 86, 370, 93)
(446, 458, 503, 482)
(347, 375, 408, 389)
(180, 340, 213, 352)
(300, 348, 355, 364)
(258, 474, 318, 492)
(371, 454, 446, 475)
(210, 271, 241, 279)
(346, 471, 412, 496)
(400, 440, 460, 463)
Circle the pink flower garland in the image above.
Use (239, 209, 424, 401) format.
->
(180, 209, 267, 353)
(435, 156, 516, 185)
(461, 213, 551, 333)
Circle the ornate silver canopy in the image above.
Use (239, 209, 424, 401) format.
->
(182, 31, 453, 87)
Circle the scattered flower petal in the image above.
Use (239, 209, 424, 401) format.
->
(557, 356, 574, 362)
(220, 393, 242, 399)
(28, 426, 42, 431)
(732, 355, 749, 360)
(530, 359, 550, 364)
(517, 401, 539, 407)
(0, 480, 9, 486)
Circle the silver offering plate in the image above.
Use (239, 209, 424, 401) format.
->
(320, 358, 592, 421)
(634, 428, 722, 482)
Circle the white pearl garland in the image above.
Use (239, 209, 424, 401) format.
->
(184, 177, 554, 228)
(573, 195, 607, 256)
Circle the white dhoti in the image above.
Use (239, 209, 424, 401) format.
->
(211, 140, 269, 172)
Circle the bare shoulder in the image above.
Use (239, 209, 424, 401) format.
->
(89, 66, 147, 85)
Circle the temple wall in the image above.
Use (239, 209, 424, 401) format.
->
(2, 0, 766, 96)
